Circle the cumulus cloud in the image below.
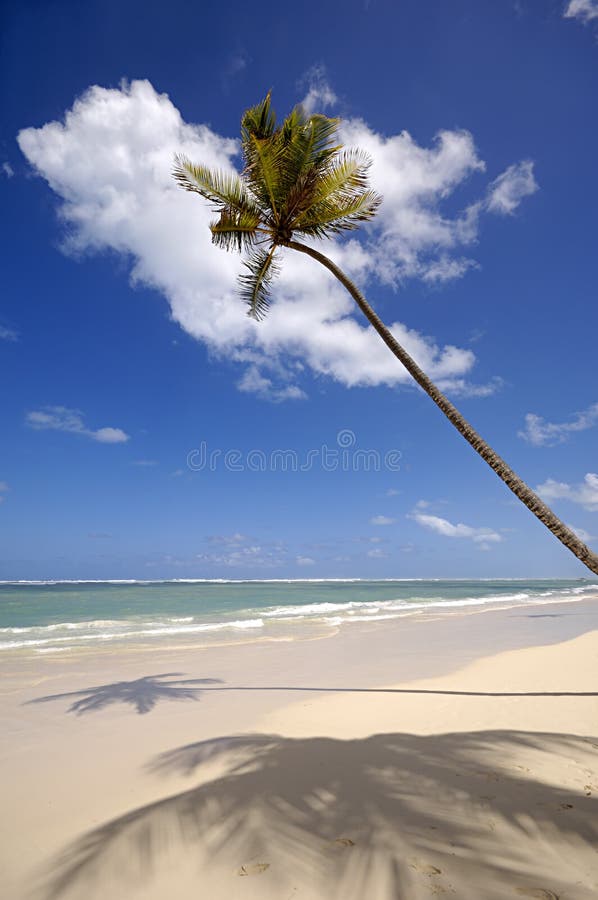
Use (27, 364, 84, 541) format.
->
(412, 511, 502, 550)
(486, 161, 538, 215)
(25, 406, 129, 443)
(370, 515, 395, 525)
(564, 0, 598, 23)
(300, 65, 338, 114)
(518, 403, 598, 447)
(0, 325, 18, 341)
(18, 80, 535, 399)
(536, 473, 598, 512)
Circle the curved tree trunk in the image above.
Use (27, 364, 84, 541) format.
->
(288, 239, 598, 576)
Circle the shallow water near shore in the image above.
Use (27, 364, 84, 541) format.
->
(1, 578, 596, 656)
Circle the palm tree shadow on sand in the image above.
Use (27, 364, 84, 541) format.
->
(26, 674, 223, 715)
(38, 729, 598, 900)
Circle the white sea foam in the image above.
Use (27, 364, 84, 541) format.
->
(1, 581, 596, 654)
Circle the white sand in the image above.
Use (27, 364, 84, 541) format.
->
(1, 603, 597, 900)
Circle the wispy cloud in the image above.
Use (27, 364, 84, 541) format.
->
(370, 515, 395, 526)
(238, 366, 307, 402)
(296, 555, 315, 566)
(1, 162, 14, 178)
(536, 473, 598, 511)
(367, 547, 387, 558)
(486, 161, 538, 215)
(132, 459, 158, 466)
(207, 533, 251, 545)
(299, 65, 338, 114)
(412, 511, 502, 551)
(221, 50, 250, 91)
(518, 403, 598, 446)
(564, 0, 598, 23)
(25, 406, 129, 443)
(567, 524, 595, 543)
(196, 543, 285, 568)
(0, 482, 9, 504)
(0, 325, 18, 341)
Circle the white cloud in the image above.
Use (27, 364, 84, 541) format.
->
(133, 459, 158, 466)
(25, 406, 129, 443)
(386, 488, 400, 496)
(0, 325, 18, 341)
(413, 512, 502, 550)
(18, 80, 535, 400)
(296, 555, 316, 566)
(486, 161, 538, 215)
(207, 533, 251, 545)
(0, 481, 8, 504)
(367, 547, 387, 558)
(370, 515, 395, 525)
(223, 51, 248, 80)
(300, 65, 338, 114)
(536, 473, 598, 512)
(238, 366, 307, 402)
(564, 0, 598, 23)
(1, 162, 13, 178)
(567, 524, 595, 543)
(518, 403, 598, 446)
(197, 544, 285, 568)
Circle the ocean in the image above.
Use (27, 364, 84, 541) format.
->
(1, 578, 596, 657)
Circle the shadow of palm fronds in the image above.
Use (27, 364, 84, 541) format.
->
(40, 730, 598, 899)
(27, 673, 223, 715)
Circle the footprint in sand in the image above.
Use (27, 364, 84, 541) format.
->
(515, 889, 559, 899)
(331, 837, 355, 848)
(409, 861, 442, 876)
(238, 863, 270, 876)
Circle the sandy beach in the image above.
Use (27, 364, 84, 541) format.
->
(1, 597, 597, 900)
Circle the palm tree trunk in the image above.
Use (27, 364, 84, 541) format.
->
(288, 239, 598, 576)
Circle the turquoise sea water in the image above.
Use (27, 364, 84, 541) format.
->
(1, 578, 597, 656)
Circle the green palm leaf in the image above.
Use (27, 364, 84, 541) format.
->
(210, 208, 262, 252)
(296, 190, 382, 236)
(241, 91, 277, 144)
(239, 247, 280, 320)
(173, 155, 259, 214)
(309, 150, 373, 205)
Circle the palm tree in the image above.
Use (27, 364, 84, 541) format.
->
(173, 93, 598, 576)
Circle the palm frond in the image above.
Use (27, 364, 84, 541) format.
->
(306, 114, 342, 165)
(244, 135, 287, 220)
(239, 246, 280, 320)
(309, 149, 373, 205)
(276, 112, 340, 198)
(241, 92, 276, 144)
(210, 208, 262, 252)
(295, 190, 382, 237)
(172, 155, 258, 214)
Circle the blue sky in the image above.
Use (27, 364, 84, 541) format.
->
(1, 0, 597, 580)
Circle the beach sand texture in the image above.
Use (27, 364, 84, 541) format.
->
(1, 601, 597, 900)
